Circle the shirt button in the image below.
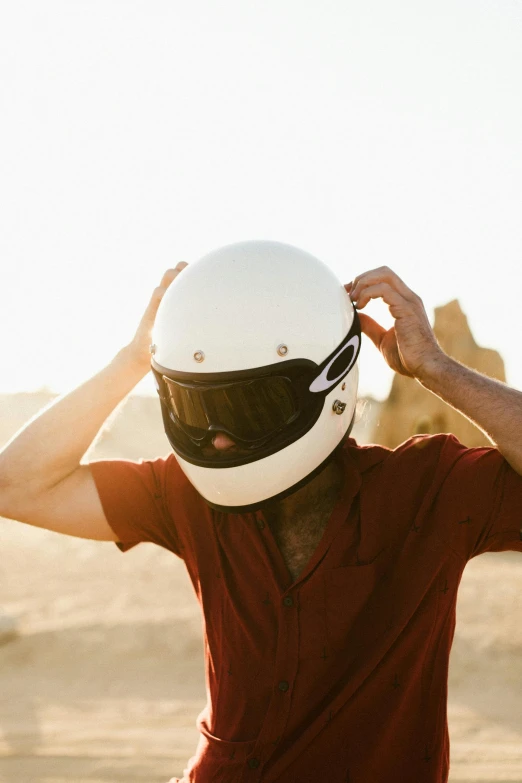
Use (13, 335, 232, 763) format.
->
(278, 680, 290, 692)
(283, 595, 294, 607)
(247, 757, 260, 769)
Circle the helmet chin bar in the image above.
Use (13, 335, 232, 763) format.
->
(200, 407, 357, 514)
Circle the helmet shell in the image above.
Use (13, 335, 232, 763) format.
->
(152, 240, 359, 511)
(153, 240, 352, 373)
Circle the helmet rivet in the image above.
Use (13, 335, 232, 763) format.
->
(332, 399, 347, 415)
(149, 343, 157, 355)
(277, 344, 288, 357)
(342, 382, 346, 391)
(194, 350, 205, 363)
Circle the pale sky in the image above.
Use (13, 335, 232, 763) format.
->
(1, 0, 521, 401)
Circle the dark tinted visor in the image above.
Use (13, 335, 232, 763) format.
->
(162, 375, 300, 444)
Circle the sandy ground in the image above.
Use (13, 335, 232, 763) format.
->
(1, 518, 522, 783)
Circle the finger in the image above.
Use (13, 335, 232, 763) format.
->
(160, 261, 187, 289)
(351, 274, 411, 304)
(139, 262, 188, 334)
(138, 285, 167, 329)
(351, 266, 407, 290)
(350, 267, 413, 302)
(351, 282, 405, 310)
(357, 312, 387, 350)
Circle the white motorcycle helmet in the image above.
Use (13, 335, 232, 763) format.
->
(151, 240, 361, 512)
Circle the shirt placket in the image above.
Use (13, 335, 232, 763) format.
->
(240, 514, 300, 781)
(240, 458, 362, 780)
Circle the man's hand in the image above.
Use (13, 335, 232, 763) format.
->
(125, 262, 188, 372)
(345, 266, 443, 380)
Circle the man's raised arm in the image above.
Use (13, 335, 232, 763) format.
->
(348, 266, 522, 476)
(0, 265, 185, 540)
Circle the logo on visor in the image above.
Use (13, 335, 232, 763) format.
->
(308, 335, 360, 394)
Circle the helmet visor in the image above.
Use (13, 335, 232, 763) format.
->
(162, 375, 300, 444)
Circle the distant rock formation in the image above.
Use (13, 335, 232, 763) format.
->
(371, 300, 506, 448)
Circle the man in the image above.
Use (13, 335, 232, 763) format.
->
(1, 240, 521, 783)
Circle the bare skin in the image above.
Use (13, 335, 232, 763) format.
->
(212, 432, 344, 581)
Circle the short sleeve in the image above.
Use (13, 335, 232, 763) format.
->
(434, 435, 522, 559)
(90, 454, 191, 556)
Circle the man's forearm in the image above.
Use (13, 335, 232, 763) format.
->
(418, 354, 522, 475)
(0, 346, 148, 494)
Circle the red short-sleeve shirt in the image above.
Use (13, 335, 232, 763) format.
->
(90, 434, 522, 783)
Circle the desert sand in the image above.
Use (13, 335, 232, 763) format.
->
(1, 394, 522, 782)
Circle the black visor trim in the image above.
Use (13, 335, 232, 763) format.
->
(309, 306, 361, 393)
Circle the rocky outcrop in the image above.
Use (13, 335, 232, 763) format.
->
(371, 300, 505, 448)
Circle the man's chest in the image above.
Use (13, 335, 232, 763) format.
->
(268, 513, 330, 582)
